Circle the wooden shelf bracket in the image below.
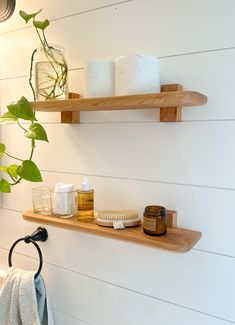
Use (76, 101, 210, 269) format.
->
(61, 92, 81, 123)
(160, 84, 183, 122)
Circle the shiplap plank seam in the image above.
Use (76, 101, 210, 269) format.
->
(0, 0, 133, 36)
(2, 46, 235, 81)
(0, 246, 233, 324)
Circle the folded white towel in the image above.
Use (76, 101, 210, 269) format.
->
(0, 267, 54, 325)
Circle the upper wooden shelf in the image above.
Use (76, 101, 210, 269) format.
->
(23, 210, 202, 253)
(30, 84, 207, 123)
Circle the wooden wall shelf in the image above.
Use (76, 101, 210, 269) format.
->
(30, 84, 207, 123)
(23, 210, 202, 253)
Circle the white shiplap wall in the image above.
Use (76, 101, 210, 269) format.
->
(0, 1, 234, 324)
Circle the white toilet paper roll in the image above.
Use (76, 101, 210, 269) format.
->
(115, 54, 160, 96)
(85, 60, 115, 98)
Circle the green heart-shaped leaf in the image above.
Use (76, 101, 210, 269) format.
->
(0, 144, 6, 158)
(17, 160, 42, 182)
(8, 164, 19, 179)
(25, 123, 48, 142)
(0, 111, 18, 123)
(0, 165, 19, 179)
(33, 19, 49, 30)
(0, 179, 11, 193)
(0, 166, 8, 173)
(19, 9, 42, 23)
(8, 96, 36, 122)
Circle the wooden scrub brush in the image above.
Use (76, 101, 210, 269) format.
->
(95, 210, 141, 229)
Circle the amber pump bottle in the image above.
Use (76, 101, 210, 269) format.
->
(77, 177, 94, 222)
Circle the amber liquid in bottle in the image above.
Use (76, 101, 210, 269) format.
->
(77, 189, 94, 221)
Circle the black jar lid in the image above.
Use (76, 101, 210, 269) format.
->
(144, 205, 166, 216)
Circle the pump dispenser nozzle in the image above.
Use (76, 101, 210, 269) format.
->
(82, 177, 91, 191)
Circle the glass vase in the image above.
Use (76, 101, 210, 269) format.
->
(34, 44, 68, 101)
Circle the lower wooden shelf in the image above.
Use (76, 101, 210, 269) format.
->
(23, 211, 201, 253)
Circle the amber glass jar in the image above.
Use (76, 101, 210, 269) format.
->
(143, 205, 167, 236)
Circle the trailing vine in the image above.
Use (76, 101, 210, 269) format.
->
(0, 9, 52, 192)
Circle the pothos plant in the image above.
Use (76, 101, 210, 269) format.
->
(0, 9, 55, 193)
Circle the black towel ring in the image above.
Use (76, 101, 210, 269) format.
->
(8, 227, 48, 279)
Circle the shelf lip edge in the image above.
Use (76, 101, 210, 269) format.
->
(22, 211, 202, 254)
(30, 90, 207, 112)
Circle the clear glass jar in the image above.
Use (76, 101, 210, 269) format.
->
(34, 44, 68, 101)
(32, 186, 53, 215)
(32, 186, 77, 218)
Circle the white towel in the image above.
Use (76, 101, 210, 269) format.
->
(0, 267, 54, 325)
(0, 269, 6, 288)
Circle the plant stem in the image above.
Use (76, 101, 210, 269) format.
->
(42, 30, 49, 47)
(5, 153, 24, 162)
(29, 49, 37, 101)
(29, 139, 35, 160)
(10, 177, 22, 186)
(35, 24, 45, 47)
(17, 120, 28, 132)
(9, 174, 17, 183)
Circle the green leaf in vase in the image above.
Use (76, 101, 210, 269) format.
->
(33, 19, 49, 30)
(19, 9, 42, 23)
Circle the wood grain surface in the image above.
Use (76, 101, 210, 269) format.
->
(160, 84, 183, 122)
(22, 210, 201, 253)
(31, 85, 207, 120)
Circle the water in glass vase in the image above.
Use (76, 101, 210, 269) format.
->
(35, 45, 68, 101)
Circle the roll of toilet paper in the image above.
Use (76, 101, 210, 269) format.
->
(115, 54, 160, 96)
(85, 60, 115, 98)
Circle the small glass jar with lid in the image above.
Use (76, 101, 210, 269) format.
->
(143, 205, 167, 236)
